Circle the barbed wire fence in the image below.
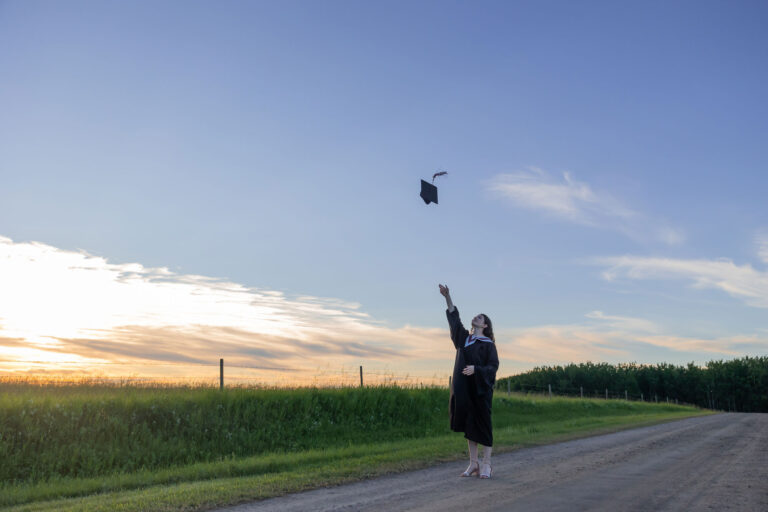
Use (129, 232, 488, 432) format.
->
(495, 380, 711, 410)
(0, 360, 717, 409)
(0, 359, 452, 389)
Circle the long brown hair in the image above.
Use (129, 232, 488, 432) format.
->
(481, 314, 495, 341)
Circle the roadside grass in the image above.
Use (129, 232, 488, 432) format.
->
(0, 389, 713, 512)
(0, 384, 450, 483)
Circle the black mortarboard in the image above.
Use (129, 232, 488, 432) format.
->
(420, 180, 438, 204)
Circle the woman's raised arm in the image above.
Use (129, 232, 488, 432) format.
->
(439, 283, 455, 313)
(441, 284, 467, 349)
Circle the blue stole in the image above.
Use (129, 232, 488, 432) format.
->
(464, 335, 493, 347)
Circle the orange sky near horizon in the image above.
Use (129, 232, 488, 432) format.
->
(2, 236, 766, 385)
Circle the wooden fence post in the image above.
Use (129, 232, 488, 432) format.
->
(605, 388, 608, 400)
(580, 386, 583, 398)
(641, 392, 644, 401)
(625, 390, 628, 401)
(359, 366, 363, 388)
(507, 380, 510, 396)
(548, 384, 552, 399)
(220, 358, 224, 390)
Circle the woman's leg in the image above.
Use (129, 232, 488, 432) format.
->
(469, 440, 478, 462)
(480, 445, 493, 478)
(461, 440, 479, 476)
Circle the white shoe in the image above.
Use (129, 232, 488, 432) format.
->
(460, 460, 479, 477)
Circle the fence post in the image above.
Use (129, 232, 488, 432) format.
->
(666, 396, 669, 403)
(641, 392, 644, 401)
(580, 386, 583, 398)
(548, 384, 552, 399)
(449, 376, 452, 389)
(625, 390, 628, 401)
(605, 388, 608, 400)
(220, 358, 224, 390)
(655, 394, 658, 403)
(360, 365, 363, 388)
(507, 380, 510, 396)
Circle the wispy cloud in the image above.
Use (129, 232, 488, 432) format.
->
(597, 255, 768, 308)
(584, 310, 658, 333)
(0, 236, 449, 379)
(487, 167, 634, 223)
(487, 167, 683, 245)
(756, 230, 768, 265)
(496, 311, 768, 373)
(632, 333, 768, 356)
(500, 324, 632, 365)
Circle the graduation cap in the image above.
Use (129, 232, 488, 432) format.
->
(420, 171, 447, 205)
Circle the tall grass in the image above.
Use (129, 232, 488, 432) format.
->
(0, 378, 697, 485)
(0, 380, 449, 483)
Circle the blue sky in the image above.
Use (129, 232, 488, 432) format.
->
(1, 1, 767, 381)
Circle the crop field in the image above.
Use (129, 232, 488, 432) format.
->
(0, 378, 712, 511)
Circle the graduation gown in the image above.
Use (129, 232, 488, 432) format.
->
(447, 307, 499, 446)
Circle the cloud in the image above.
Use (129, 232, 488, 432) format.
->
(495, 318, 768, 374)
(50, 324, 406, 368)
(486, 168, 683, 245)
(632, 333, 768, 356)
(657, 226, 685, 247)
(0, 335, 26, 348)
(499, 324, 632, 365)
(756, 230, 768, 265)
(2, 235, 764, 382)
(0, 235, 451, 381)
(597, 255, 768, 308)
(487, 167, 634, 223)
(585, 310, 658, 333)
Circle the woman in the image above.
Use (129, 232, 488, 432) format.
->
(439, 283, 499, 479)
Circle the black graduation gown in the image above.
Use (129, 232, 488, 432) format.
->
(447, 307, 499, 446)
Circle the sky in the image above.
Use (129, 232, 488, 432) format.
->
(1, 0, 767, 384)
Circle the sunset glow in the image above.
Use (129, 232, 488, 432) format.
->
(2, 234, 767, 385)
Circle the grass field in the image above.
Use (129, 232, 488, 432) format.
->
(0, 379, 713, 511)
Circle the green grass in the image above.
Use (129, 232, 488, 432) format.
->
(0, 383, 450, 482)
(0, 382, 714, 512)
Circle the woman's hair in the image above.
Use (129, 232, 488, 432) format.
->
(481, 314, 495, 341)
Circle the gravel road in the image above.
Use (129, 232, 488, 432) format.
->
(217, 413, 768, 512)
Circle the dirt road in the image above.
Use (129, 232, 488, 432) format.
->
(217, 413, 768, 512)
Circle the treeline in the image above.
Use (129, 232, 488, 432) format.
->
(496, 356, 768, 413)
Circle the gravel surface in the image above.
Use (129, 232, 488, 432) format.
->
(215, 413, 768, 512)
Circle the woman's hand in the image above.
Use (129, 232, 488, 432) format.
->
(462, 365, 475, 376)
